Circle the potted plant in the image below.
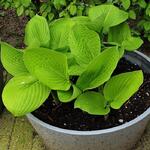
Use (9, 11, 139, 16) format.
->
(1, 4, 150, 150)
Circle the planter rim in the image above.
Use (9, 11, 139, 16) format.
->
(27, 51, 150, 136)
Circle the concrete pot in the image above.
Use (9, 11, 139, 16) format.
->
(27, 51, 150, 150)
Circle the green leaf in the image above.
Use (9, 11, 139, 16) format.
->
(57, 85, 82, 102)
(21, 0, 31, 7)
(2, 74, 50, 116)
(71, 16, 99, 32)
(49, 18, 74, 50)
(17, 6, 24, 16)
(67, 53, 85, 76)
(129, 10, 136, 20)
(23, 47, 71, 90)
(146, 4, 150, 16)
(104, 71, 144, 109)
(54, 0, 66, 9)
(76, 47, 119, 91)
(89, 5, 128, 32)
(122, 37, 143, 51)
(108, 23, 131, 45)
(108, 23, 143, 51)
(138, 0, 147, 8)
(74, 91, 110, 115)
(48, 13, 54, 21)
(49, 17, 99, 50)
(69, 24, 101, 66)
(121, 0, 130, 10)
(1, 42, 28, 76)
(24, 15, 50, 48)
(69, 5, 77, 15)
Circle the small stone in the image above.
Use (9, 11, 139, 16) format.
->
(146, 92, 150, 96)
(118, 119, 124, 123)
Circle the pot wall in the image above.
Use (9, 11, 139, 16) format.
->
(27, 51, 150, 150)
(27, 114, 149, 150)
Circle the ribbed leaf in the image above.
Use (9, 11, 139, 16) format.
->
(57, 85, 82, 102)
(75, 91, 110, 115)
(89, 5, 128, 32)
(69, 24, 101, 66)
(24, 15, 50, 48)
(23, 47, 71, 90)
(76, 47, 119, 91)
(108, 23, 131, 45)
(1, 42, 28, 76)
(49, 17, 98, 50)
(2, 74, 50, 116)
(104, 71, 144, 109)
(71, 16, 99, 32)
(49, 18, 73, 50)
(122, 37, 143, 51)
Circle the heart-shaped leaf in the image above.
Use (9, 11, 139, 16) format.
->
(24, 15, 50, 48)
(23, 47, 71, 90)
(2, 74, 50, 116)
(76, 47, 119, 91)
(1, 42, 28, 76)
(69, 24, 101, 66)
(57, 85, 82, 102)
(89, 5, 128, 32)
(74, 91, 110, 115)
(104, 71, 144, 109)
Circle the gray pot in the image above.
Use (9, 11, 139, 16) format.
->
(27, 51, 150, 150)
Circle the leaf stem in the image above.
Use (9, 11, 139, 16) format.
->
(51, 91, 60, 104)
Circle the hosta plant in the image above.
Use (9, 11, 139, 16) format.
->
(1, 4, 144, 117)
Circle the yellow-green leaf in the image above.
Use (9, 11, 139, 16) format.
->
(75, 91, 110, 115)
(76, 47, 119, 91)
(24, 15, 50, 48)
(1, 42, 28, 76)
(104, 71, 144, 109)
(57, 85, 82, 102)
(2, 74, 50, 116)
(23, 47, 71, 90)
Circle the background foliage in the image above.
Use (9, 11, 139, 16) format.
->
(0, 0, 150, 41)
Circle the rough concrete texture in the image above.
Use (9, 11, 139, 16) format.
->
(0, 110, 150, 150)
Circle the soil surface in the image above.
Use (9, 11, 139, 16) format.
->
(33, 58, 150, 131)
(0, 8, 28, 48)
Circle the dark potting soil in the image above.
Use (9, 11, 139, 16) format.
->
(0, 8, 28, 48)
(33, 58, 150, 131)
